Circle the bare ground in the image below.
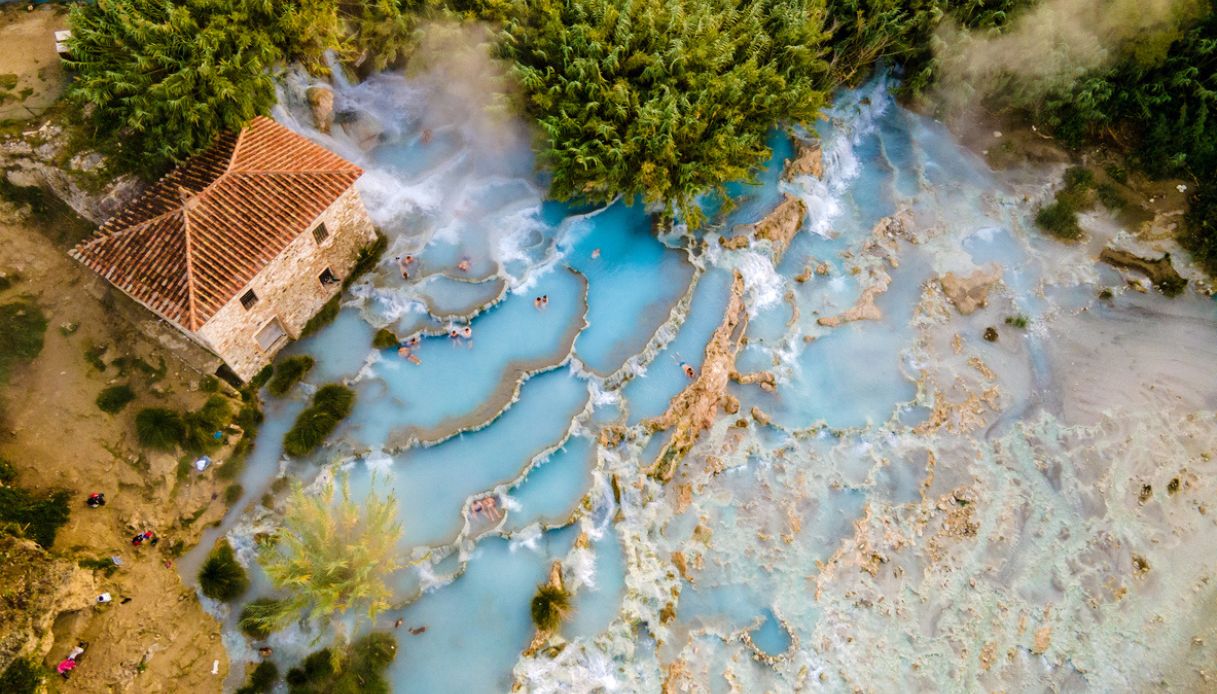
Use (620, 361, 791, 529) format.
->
(0, 198, 233, 692)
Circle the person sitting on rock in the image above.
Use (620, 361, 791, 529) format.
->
(86, 492, 106, 508)
(57, 658, 76, 679)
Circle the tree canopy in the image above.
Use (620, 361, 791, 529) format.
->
(251, 474, 403, 636)
(500, 0, 831, 226)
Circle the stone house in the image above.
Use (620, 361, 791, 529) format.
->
(71, 116, 377, 381)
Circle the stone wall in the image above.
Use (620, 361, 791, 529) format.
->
(196, 187, 376, 380)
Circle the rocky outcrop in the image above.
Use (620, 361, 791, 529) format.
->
(645, 273, 747, 482)
(306, 86, 335, 134)
(1098, 248, 1186, 297)
(782, 138, 823, 180)
(753, 194, 806, 263)
(0, 535, 97, 670)
(817, 270, 891, 327)
(337, 109, 384, 149)
(0, 122, 143, 223)
(939, 265, 1003, 315)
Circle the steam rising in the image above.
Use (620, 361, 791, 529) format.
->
(934, 0, 1203, 113)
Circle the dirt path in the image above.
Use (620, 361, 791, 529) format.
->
(0, 6, 68, 124)
(0, 200, 232, 692)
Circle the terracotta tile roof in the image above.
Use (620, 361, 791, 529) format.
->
(71, 117, 362, 330)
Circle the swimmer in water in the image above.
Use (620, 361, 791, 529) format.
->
(457, 256, 471, 272)
(449, 329, 460, 340)
(421, 129, 433, 144)
(542, 295, 549, 306)
(397, 346, 422, 365)
(406, 336, 421, 348)
(462, 326, 472, 339)
(681, 362, 696, 379)
(534, 296, 543, 310)
(591, 248, 600, 259)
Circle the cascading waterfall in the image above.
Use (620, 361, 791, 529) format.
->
(198, 66, 1217, 693)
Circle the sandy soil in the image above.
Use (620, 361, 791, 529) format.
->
(0, 6, 68, 124)
(0, 200, 232, 692)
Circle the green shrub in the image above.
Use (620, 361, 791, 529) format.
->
(0, 657, 43, 694)
(1062, 166, 1095, 190)
(1034, 200, 1082, 240)
(1004, 315, 1029, 329)
(0, 300, 47, 383)
(247, 364, 275, 394)
(1182, 186, 1217, 276)
(372, 328, 398, 350)
(282, 384, 355, 458)
(198, 539, 249, 602)
(268, 355, 315, 397)
(96, 384, 136, 413)
(530, 584, 571, 633)
(1096, 182, 1127, 211)
(285, 633, 396, 693)
(239, 598, 286, 640)
(225, 483, 244, 504)
(182, 395, 232, 453)
(0, 457, 15, 484)
(237, 661, 279, 694)
(79, 556, 120, 577)
(0, 486, 71, 548)
(300, 296, 341, 338)
(200, 375, 220, 392)
(344, 231, 388, 290)
(135, 408, 186, 450)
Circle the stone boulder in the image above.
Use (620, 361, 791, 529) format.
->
(0, 535, 97, 668)
(939, 265, 1003, 315)
(306, 86, 335, 134)
(753, 194, 807, 263)
(782, 138, 823, 180)
(337, 109, 383, 150)
(1098, 248, 1186, 297)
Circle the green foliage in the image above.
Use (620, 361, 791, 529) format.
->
(501, 0, 831, 226)
(285, 632, 397, 694)
(1004, 314, 1028, 329)
(96, 384, 136, 414)
(66, 0, 287, 176)
(182, 395, 233, 453)
(372, 328, 399, 350)
(256, 475, 403, 633)
(225, 483, 245, 504)
(200, 375, 221, 393)
(79, 556, 121, 577)
(530, 583, 571, 632)
(0, 486, 71, 548)
(199, 538, 250, 602)
(239, 597, 287, 639)
(0, 458, 15, 485)
(268, 355, 316, 397)
(0, 657, 44, 694)
(237, 661, 280, 694)
(1182, 185, 1217, 275)
(0, 299, 47, 384)
(249, 364, 275, 393)
(344, 231, 388, 290)
(282, 384, 355, 457)
(301, 295, 342, 337)
(1034, 199, 1082, 240)
(135, 407, 186, 450)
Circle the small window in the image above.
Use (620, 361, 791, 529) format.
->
(319, 268, 339, 286)
(254, 318, 287, 351)
(240, 289, 258, 310)
(312, 223, 329, 244)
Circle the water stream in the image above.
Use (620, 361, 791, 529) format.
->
(189, 70, 1217, 692)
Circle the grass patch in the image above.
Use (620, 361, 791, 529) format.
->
(79, 556, 121, 577)
(300, 295, 341, 338)
(198, 538, 249, 602)
(0, 657, 44, 694)
(0, 485, 71, 548)
(0, 300, 48, 384)
(224, 483, 244, 504)
(0, 457, 15, 484)
(135, 407, 185, 451)
(199, 375, 220, 392)
(282, 384, 355, 458)
(1096, 182, 1127, 211)
(182, 395, 231, 453)
(268, 355, 315, 397)
(237, 661, 279, 694)
(84, 343, 107, 371)
(372, 328, 398, 350)
(96, 384, 136, 414)
(1004, 314, 1029, 329)
(285, 632, 397, 693)
(530, 583, 572, 633)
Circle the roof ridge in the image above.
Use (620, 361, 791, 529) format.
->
(228, 127, 249, 175)
(178, 189, 202, 331)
